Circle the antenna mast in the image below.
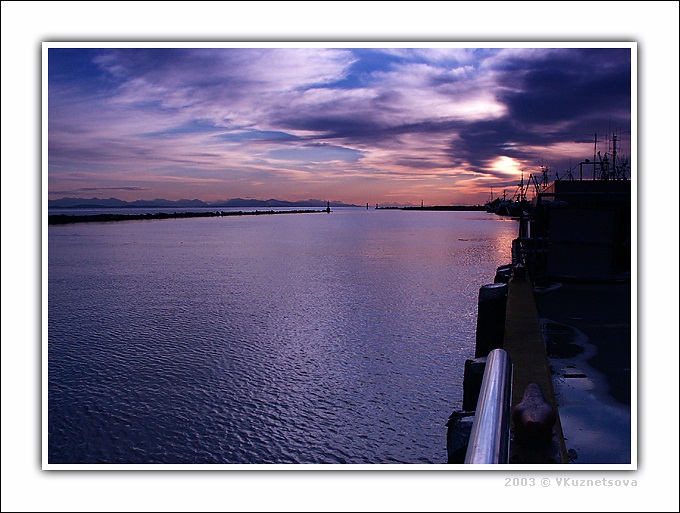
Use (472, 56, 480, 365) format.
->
(612, 133, 618, 179)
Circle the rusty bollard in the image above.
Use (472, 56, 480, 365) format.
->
(511, 383, 556, 441)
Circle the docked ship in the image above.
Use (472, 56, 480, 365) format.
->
(486, 169, 548, 218)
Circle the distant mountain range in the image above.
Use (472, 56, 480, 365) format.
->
(48, 197, 359, 209)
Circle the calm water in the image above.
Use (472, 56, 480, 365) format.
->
(48, 208, 517, 464)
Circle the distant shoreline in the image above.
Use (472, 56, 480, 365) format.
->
(48, 209, 329, 225)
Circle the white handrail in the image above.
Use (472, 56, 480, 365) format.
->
(464, 349, 513, 464)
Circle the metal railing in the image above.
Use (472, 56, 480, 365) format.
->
(464, 348, 513, 464)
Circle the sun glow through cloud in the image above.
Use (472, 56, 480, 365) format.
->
(491, 156, 524, 177)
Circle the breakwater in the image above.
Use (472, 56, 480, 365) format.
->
(48, 208, 329, 225)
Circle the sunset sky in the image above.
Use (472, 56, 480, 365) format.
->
(47, 44, 632, 206)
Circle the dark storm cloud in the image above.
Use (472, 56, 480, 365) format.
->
(500, 48, 631, 125)
(431, 48, 633, 181)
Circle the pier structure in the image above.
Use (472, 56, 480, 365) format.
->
(449, 177, 631, 465)
(452, 265, 568, 464)
(502, 266, 568, 463)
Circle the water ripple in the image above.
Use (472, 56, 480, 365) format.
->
(48, 211, 517, 464)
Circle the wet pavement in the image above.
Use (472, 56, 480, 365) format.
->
(533, 279, 632, 464)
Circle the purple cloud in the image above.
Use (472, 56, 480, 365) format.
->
(48, 46, 632, 205)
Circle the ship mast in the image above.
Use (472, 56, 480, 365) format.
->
(594, 132, 597, 179)
(612, 133, 618, 179)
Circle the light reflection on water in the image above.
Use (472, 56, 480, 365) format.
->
(48, 208, 517, 464)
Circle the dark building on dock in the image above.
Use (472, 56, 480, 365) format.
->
(521, 179, 631, 282)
